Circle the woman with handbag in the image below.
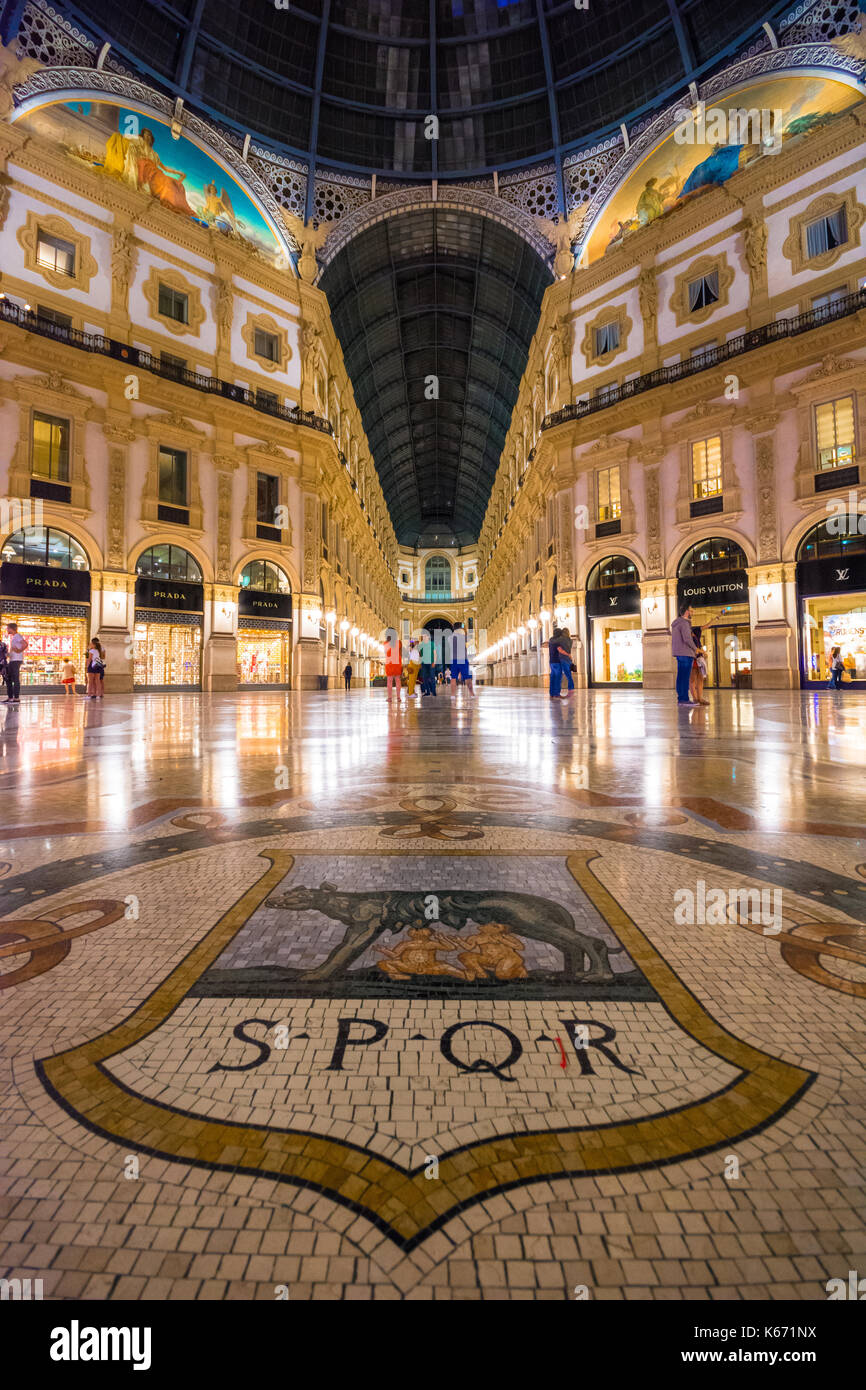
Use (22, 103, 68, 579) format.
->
(827, 646, 845, 690)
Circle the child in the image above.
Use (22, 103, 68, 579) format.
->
(61, 659, 76, 696)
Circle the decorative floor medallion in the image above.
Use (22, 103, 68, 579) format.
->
(37, 834, 814, 1250)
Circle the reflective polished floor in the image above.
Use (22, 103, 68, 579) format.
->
(1, 685, 864, 1300)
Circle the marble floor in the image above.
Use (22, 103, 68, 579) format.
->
(1, 685, 864, 1301)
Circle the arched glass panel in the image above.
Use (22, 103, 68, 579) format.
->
(136, 545, 202, 582)
(797, 521, 866, 563)
(678, 537, 747, 577)
(1, 526, 88, 569)
(239, 560, 290, 593)
(587, 555, 637, 590)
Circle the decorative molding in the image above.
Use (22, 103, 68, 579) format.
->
(581, 303, 633, 369)
(16, 208, 98, 292)
(141, 265, 205, 339)
(755, 433, 779, 562)
(106, 445, 126, 570)
(240, 311, 291, 375)
(781, 186, 866, 274)
(668, 251, 736, 328)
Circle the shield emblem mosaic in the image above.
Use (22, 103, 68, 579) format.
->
(34, 793, 815, 1251)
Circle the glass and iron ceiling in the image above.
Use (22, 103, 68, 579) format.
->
(62, 0, 784, 178)
(49, 0, 783, 545)
(320, 209, 551, 546)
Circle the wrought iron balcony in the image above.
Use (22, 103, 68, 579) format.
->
(543, 289, 866, 432)
(0, 298, 333, 436)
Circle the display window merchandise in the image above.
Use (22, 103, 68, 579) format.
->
(237, 629, 292, 685)
(0, 610, 88, 688)
(133, 621, 202, 687)
(585, 556, 642, 686)
(796, 522, 866, 686)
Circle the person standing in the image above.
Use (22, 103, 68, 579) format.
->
(405, 642, 420, 697)
(343, 661, 353, 691)
(4, 623, 27, 704)
(384, 633, 402, 701)
(559, 628, 575, 694)
(828, 646, 844, 690)
(449, 623, 474, 696)
(671, 603, 699, 705)
(689, 625, 709, 705)
(86, 638, 105, 698)
(418, 633, 436, 697)
(548, 627, 569, 699)
(61, 657, 76, 696)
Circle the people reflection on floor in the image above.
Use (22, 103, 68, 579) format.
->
(671, 602, 700, 706)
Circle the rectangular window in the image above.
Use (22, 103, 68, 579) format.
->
(158, 283, 189, 324)
(811, 287, 847, 309)
(597, 465, 621, 522)
(254, 327, 279, 362)
(691, 436, 723, 499)
(256, 472, 279, 525)
(690, 340, 717, 360)
(37, 304, 72, 329)
(160, 352, 187, 377)
(687, 270, 719, 312)
(158, 447, 188, 507)
(36, 230, 75, 277)
(593, 321, 619, 357)
(32, 412, 70, 481)
(805, 207, 848, 259)
(815, 397, 855, 471)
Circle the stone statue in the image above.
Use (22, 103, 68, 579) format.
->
(537, 206, 586, 278)
(215, 278, 234, 340)
(0, 39, 41, 122)
(111, 226, 135, 304)
(638, 266, 657, 338)
(283, 212, 335, 284)
(743, 215, 768, 298)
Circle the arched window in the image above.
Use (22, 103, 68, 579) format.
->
(678, 537, 747, 577)
(239, 560, 290, 593)
(425, 555, 451, 597)
(136, 545, 202, 583)
(797, 521, 866, 563)
(587, 555, 638, 590)
(1, 526, 88, 570)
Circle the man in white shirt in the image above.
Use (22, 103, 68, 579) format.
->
(5, 623, 28, 703)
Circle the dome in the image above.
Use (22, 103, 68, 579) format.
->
(63, 0, 780, 178)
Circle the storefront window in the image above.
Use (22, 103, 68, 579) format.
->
(592, 618, 642, 682)
(237, 631, 291, 684)
(0, 610, 88, 686)
(679, 537, 747, 576)
(134, 622, 201, 686)
(803, 597, 866, 682)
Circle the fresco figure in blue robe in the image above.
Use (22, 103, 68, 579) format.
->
(678, 142, 743, 198)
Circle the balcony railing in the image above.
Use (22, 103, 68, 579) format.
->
(543, 288, 866, 432)
(401, 592, 476, 604)
(0, 298, 333, 436)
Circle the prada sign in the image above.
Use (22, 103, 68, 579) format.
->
(0, 562, 91, 603)
(135, 577, 203, 612)
(677, 570, 749, 607)
(238, 589, 292, 619)
(585, 584, 640, 617)
(796, 555, 866, 597)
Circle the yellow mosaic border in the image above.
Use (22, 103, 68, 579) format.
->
(38, 849, 814, 1249)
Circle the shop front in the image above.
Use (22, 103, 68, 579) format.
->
(0, 527, 91, 690)
(797, 522, 866, 686)
(237, 561, 293, 687)
(134, 547, 203, 688)
(677, 538, 752, 689)
(585, 556, 642, 686)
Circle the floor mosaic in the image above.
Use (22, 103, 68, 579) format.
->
(0, 688, 864, 1298)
